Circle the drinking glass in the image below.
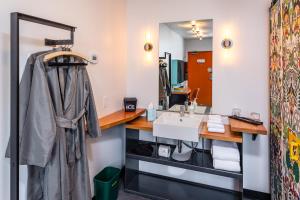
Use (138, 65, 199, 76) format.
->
(232, 108, 241, 116)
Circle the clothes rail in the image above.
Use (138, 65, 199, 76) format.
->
(10, 12, 76, 200)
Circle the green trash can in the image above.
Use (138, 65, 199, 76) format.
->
(94, 167, 121, 200)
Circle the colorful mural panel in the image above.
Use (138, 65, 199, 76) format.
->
(270, 1, 284, 199)
(271, 0, 300, 199)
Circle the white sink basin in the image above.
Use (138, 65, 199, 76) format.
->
(153, 112, 203, 142)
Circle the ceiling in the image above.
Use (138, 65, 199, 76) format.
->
(164, 19, 213, 39)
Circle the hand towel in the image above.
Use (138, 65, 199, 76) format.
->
(207, 122, 224, 129)
(209, 115, 222, 121)
(211, 140, 240, 162)
(213, 159, 241, 172)
(208, 118, 223, 124)
(208, 127, 225, 133)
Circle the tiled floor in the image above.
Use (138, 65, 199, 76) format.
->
(117, 181, 256, 200)
(118, 189, 149, 200)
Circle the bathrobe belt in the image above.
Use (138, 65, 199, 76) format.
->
(56, 108, 86, 163)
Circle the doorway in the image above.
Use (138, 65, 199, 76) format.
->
(188, 51, 212, 106)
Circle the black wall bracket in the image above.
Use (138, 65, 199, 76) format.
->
(44, 29, 74, 46)
(10, 12, 76, 200)
(252, 134, 258, 141)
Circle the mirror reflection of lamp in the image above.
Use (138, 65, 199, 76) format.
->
(191, 20, 196, 33)
(192, 26, 196, 33)
(194, 26, 203, 40)
(197, 30, 203, 40)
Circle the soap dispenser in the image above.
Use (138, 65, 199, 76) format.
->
(147, 102, 156, 121)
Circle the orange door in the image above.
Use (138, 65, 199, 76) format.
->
(188, 51, 212, 106)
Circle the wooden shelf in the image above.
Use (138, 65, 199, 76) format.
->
(229, 118, 267, 135)
(171, 88, 191, 95)
(99, 108, 145, 130)
(200, 123, 243, 143)
(125, 116, 153, 132)
(125, 170, 242, 200)
(126, 139, 242, 178)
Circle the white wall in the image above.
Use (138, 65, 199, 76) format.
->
(0, 0, 127, 199)
(159, 24, 184, 60)
(0, 0, 272, 197)
(126, 0, 270, 193)
(184, 37, 213, 60)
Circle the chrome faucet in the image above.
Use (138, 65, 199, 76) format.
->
(179, 105, 185, 117)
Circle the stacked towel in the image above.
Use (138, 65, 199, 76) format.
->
(211, 140, 240, 161)
(207, 115, 225, 133)
(211, 140, 241, 172)
(208, 115, 223, 123)
(213, 160, 241, 172)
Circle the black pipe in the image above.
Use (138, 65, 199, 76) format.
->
(178, 140, 182, 153)
(10, 12, 19, 200)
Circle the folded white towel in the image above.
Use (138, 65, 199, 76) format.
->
(211, 140, 240, 162)
(208, 119, 223, 124)
(208, 127, 225, 133)
(213, 159, 241, 172)
(209, 115, 222, 121)
(207, 122, 224, 129)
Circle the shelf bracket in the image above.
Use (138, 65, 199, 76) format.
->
(252, 134, 258, 141)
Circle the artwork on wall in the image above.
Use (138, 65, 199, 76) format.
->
(270, 0, 300, 199)
(270, 1, 283, 199)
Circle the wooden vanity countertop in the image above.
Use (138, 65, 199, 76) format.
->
(201, 123, 242, 143)
(125, 116, 268, 143)
(99, 108, 146, 130)
(125, 116, 153, 132)
(229, 118, 267, 135)
(126, 117, 242, 143)
(171, 88, 191, 95)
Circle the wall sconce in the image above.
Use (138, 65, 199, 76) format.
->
(221, 39, 233, 49)
(144, 32, 153, 52)
(222, 28, 233, 49)
(144, 43, 153, 52)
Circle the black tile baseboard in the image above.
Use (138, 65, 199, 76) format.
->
(243, 189, 270, 200)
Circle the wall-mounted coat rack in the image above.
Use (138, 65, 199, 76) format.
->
(10, 12, 76, 200)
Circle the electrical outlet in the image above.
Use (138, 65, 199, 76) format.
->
(102, 96, 108, 108)
(90, 53, 98, 64)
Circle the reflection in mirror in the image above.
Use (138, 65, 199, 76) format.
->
(158, 19, 213, 114)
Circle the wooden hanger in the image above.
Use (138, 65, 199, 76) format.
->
(43, 51, 90, 63)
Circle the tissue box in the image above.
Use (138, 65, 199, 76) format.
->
(124, 97, 137, 112)
(158, 145, 171, 158)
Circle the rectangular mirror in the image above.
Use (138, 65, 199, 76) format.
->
(158, 19, 213, 114)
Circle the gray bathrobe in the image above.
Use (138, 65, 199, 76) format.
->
(159, 65, 171, 109)
(8, 52, 100, 200)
